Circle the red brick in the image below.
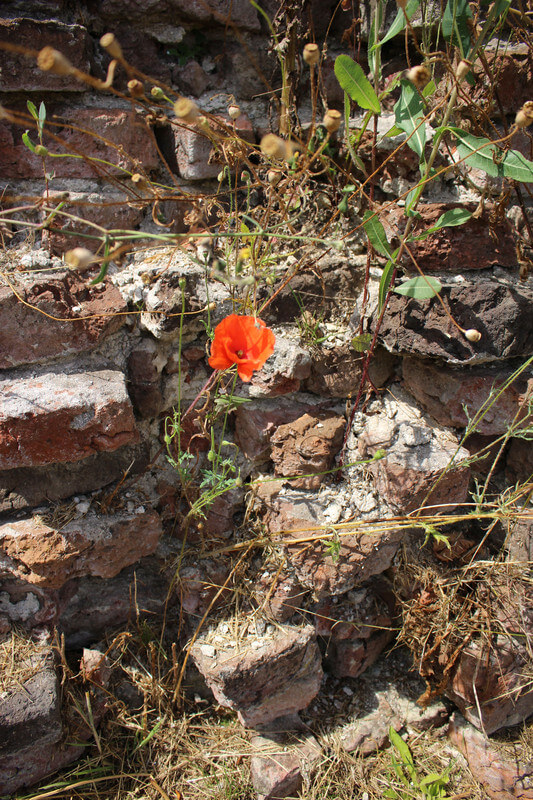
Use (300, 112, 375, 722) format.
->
(0, 507, 162, 589)
(0, 271, 127, 369)
(0, 18, 90, 92)
(0, 367, 139, 469)
(0, 107, 159, 180)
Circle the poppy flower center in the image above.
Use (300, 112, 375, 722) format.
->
(236, 349, 244, 358)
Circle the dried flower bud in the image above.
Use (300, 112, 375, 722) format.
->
(131, 173, 148, 190)
(396, 0, 408, 9)
(127, 79, 145, 98)
(228, 104, 241, 120)
(455, 59, 471, 83)
(515, 102, 533, 129)
(174, 97, 199, 123)
(406, 64, 430, 89)
(37, 47, 75, 76)
(267, 169, 282, 186)
(260, 134, 288, 160)
(464, 328, 481, 343)
(303, 43, 320, 66)
(100, 33, 123, 60)
(64, 247, 96, 272)
(322, 109, 342, 133)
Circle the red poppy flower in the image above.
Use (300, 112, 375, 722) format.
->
(208, 314, 275, 382)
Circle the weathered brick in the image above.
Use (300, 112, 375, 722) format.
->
(97, 0, 260, 31)
(0, 107, 158, 180)
(0, 367, 139, 469)
(0, 271, 127, 369)
(163, 113, 254, 181)
(0, 505, 162, 589)
(385, 203, 516, 272)
(0, 18, 90, 92)
(40, 189, 145, 255)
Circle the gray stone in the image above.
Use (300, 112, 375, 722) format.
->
(250, 714, 322, 800)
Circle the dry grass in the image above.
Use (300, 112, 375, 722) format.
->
(0, 630, 51, 695)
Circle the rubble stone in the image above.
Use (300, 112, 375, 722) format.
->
(0, 271, 127, 369)
(0, 367, 139, 469)
(448, 713, 533, 800)
(339, 696, 402, 755)
(377, 282, 533, 364)
(403, 357, 533, 434)
(0, 506, 162, 589)
(270, 412, 345, 490)
(250, 714, 322, 800)
(191, 623, 323, 727)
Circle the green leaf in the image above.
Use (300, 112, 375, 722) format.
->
(394, 80, 426, 159)
(389, 727, 417, 781)
(26, 100, 38, 121)
(334, 55, 380, 114)
(442, 0, 472, 57)
(351, 333, 373, 352)
(449, 127, 533, 182)
(363, 210, 392, 257)
(38, 101, 46, 136)
(22, 131, 37, 153)
(372, 0, 420, 49)
(394, 275, 442, 299)
(378, 256, 396, 310)
(411, 207, 473, 241)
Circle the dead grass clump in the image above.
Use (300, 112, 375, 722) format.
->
(0, 630, 51, 694)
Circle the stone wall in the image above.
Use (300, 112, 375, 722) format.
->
(0, 1, 532, 797)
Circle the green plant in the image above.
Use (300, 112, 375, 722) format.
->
(384, 727, 453, 799)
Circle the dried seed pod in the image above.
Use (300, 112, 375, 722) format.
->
(323, 109, 342, 133)
(37, 47, 74, 76)
(260, 134, 288, 160)
(127, 79, 145, 98)
(174, 97, 199, 123)
(455, 59, 472, 83)
(64, 247, 96, 272)
(464, 328, 481, 343)
(267, 169, 282, 186)
(406, 65, 431, 89)
(131, 173, 148, 190)
(100, 33, 123, 60)
(396, 0, 408, 9)
(228, 104, 241, 120)
(515, 102, 533, 129)
(303, 43, 320, 66)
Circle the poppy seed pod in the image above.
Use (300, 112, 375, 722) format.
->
(396, 0, 408, 9)
(303, 43, 320, 66)
(131, 173, 148, 190)
(100, 33, 123, 60)
(260, 134, 289, 160)
(127, 79, 145, 98)
(323, 109, 342, 133)
(174, 97, 199, 123)
(455, 59, 472, 83)
(267, 169, 282, 186)
(37, 47, 74, 76)
(515, 102, 533, 129)
(406, 65, 431, 89)
(464, 328, 481, 343)
(228, 104, 241, 120)
(64, 247, 96, 272)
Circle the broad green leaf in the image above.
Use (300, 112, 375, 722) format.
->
(384, 124, 403, 137)
(334, 55, 380, 114)
(411, 207, 473, 241)
(363, 210, 392, 257)
(449, 126, 533, 182)
(394, 275, 442, 299)
(372, 0, 420, 49)
(442, 0, 472, 57)
(394, 79, 426, 159)
(351, 333, 373, 352)
(378, 256, 396, 310)
(22, 131, 37, 153)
